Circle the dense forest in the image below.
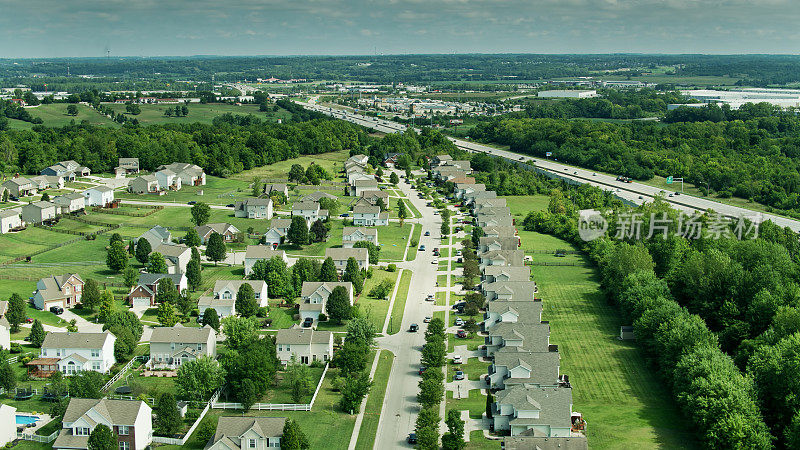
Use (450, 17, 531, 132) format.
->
(520, 89, 688, 119)
(468, 113, 800, 217)
(0, 104, 366, 177)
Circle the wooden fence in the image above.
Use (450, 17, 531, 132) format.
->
(92, 204, 163, 217)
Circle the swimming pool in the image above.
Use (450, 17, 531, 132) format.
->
(16, 415, 39, 425)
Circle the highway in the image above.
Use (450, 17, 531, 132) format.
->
(298, 99, 800, 233)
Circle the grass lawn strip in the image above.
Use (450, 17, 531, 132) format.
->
(354, 350, 395, 450)
(387, 269, 412, 335)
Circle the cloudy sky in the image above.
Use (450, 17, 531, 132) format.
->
(1, 0, 799, 57)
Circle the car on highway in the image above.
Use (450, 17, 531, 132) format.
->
(424, 316, 432, 323)
(674, 192, 681, 196)
(452, 355, 462, 364)
(669, 193, 674, 197)
(409, 323, 419, 332)
(454, 371, 465, 381)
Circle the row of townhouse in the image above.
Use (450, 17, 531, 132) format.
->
(430, 156, 587, 447)
(127, 163, 205, 194)
(0, 185, 114, 233)
(345, 154, 380, 195)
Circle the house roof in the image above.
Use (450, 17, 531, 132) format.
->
(475, 198, 507, 209)
(480, 237, 521, 250)
(62, 398, 148, 426)
(213, 279, 267, 294)
(483, 281, 537, 300)
(196, 223, 240, 237)
(264, 183, 287, 193)
(496, 385, 573, 429)
(353, 179, 378, 187)
(300, 281, 352, 298)
(476, 207, 512, 217)
(302, 191, 338, 202)
(86, 185, 114, 193)
(325, 247, 369, 261)
(487, 299, 543, 320)
(360, 190, 389, 200)
(489, 322, 550, 352)
(210, 417, 287, 445)
(38, 274, 83, 298)
(482, 266, 530, 281)
(493, 349, 560, 385)
(41, 331, 113, 350)
(270, 218, 292, 229)
(138, 272, 185, 287)
(482, 226, 518, 237)
(238, 197, 272, 207)
(276, 327, 333, 345)
(342, 227, 378, 238)
(197, 296, 234, 309)
(24, 201, 56, 210)
(292, 200, 320, 211)
(157, 168, 176, 177)
(245, 245, 286, 260)
(150, 323, 214, 344)
(138, 225, 171, 248)
(4, 177, 32, 187)
(481, 250, 525, 266)
(0, 209, 20, 219)
(353, 205, 380, 214)
(154, 243, 191, 258)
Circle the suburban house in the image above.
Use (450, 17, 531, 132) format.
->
(442, 160, 472, 171)
(234, 198, 273, 219)
(195, 223, 240, 244)
(0, 404, 15, 447)
(302, 191, 337, 202)
(480, 250, 525, 269)
(352, 205, 389, 226)
(269, 218, 292, 235)
(128, 273, 187, 307)
(466, 190, 499, 206)
(264, 183, 289, 198)
(484, 300, 543, 331)
(474, 199, 508, 212)
(347, 154, 369, 166)
(276, 328, 334, 365)
(118, 157, 140, 174)
(358, 190, 390, 207)
(1, 176, 35, 199)
(154, 168, 182, 191)
(153, 243, 192, 274)
(137, 225, 172, 250)
(482, 226, 519, 239)
(205, 417, 286, 450)
(350, 179, 379, 197)
(292, 200, 328, 225)
(53, 398, 152, 450)
(0, 208, 22, 234)
(492, 385, 576, 438)
(383, 153, 400, 167)
(488, 349, 562, 391)
(433, 167, 467, 182)
(149, 324, 217, 369)
(33, 273, 84, 310)
(347, 170, 374, 185)
(325, 247, 369, 272)
(299, 281, 353, 321)
(198, 280, 269, 318)
(21, 201, 58, 224)
(476, 207, 512, 220)
(157, 162, 206, 186)
(83, 186, 115, 207)
(41, 160, 89, 179)
(128, 175, 160, 194)
(477, 214, 513, 228)
(482, 281, 538, 302)
(244, 245, 288, 276)
(485, 322, 552, 358)
(263, 218, 292, 247)
(431, 154, 453, 167)
(342, 227, 379, 248)
(502, 436, 587, 450)
(481, 266, 531, 284)
(37, 331, 116, 375)
(52, 193, 86, 214)
(30, 175, 65, 190)
(0, 319, 10, 351)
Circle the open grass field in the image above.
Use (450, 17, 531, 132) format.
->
(22, 103, 117, 127)
(117, 175, 252, 207)
(232, 149, 350, 183)
(0, 227, 78, 263)
(446, 390, 487, 420)
(104, 102, 292, 126)
(354, 350, 395, 450)
(502, 195, 550, 221)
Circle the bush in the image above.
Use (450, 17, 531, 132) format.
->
(410, 239, 418, 247)
(318, 313, 328, 322)
(10, 343, 21, 354)
(310, 360, 325, 368)
(195, 418, 217, 446)
(387, 264, 397, 272)
(257, 307, 268, 318)
(292, 313, 300, 321)
(190, 309, 199, 317)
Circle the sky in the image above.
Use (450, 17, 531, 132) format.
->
(1, 0, 800, 57)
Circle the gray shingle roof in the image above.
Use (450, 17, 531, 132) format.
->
(62, 398, 148, 425)
(300, 281, 352, 298)
(493, 349, 560, 386)
(325, 247, 368, 261)
(150, 324, 214, 344)
(276, 328, 332, 345)
(210, 417, 287, 445)
(495, 385, 573, 429)
(245, 245, 286, 260)
(489, 322, 551, 352)
(41, 331, 113, 350)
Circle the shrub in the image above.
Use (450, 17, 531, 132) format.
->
(410, 239, 418, 247)
(387, 264, 397, 272)
(257, 307, 268, 318)
(292, 314, 300, 321)
(310, 360, 325, 368)
(318, 313, 328, 322)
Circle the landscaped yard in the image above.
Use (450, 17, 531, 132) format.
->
(446, 390, 486, 420)
(260, 365, 325, 404)
(318, 267, 398, 332)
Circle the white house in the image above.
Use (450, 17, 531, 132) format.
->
(244, 245, 288, 277)
(292, 200, 328, 225)
(0, 404, 16, 447)
(40, 331, 116, 375)
(350, 179, 379, 197)
(325, 247, 369, 272)
(492, 385, 575, 437)
(158, 162, 206, 186)
(351, 205, 389, 226)
(299, 281, 353, 321)
(234, 198, 273, 219)
(276, 328, 334, 365)
(206, 417, 286, 450)
(149, 324, 217, 369)
(0, 208, 22, 234)
(198, 280, 268, 318)
(53, 398, 152, 450)
(155, 169, 182, 191)
(153, 243, 192, 274)
(0, 318, 10, 351)
(52, 193, 86, 214)
(342, 227, 379, 248)
(83, 186, 115, 207)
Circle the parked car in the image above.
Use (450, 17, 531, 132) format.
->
(25, 317, 33, 324)
(456, 329, 467, 339)
(432, 260, 438, 265)
(49, 306, 64, 315)
(339, 213, 350, 217)
(226, 203, 235, 208)
(418, 367, 426, 375)
(407, 433, 417, 445)
(419, 245, 426, 251)
(454, 318, 464, 327)
(452, 301, 466, 310)
(302, 317, 314, 328)
(427, 294, 435, 301)
(452, 355, 462, 364)
(409, 323, 419, 332)
(424, 316, 432, 323)
(454, 371, 465, 380)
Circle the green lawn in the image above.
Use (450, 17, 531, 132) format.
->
(406, 224, 423, 261)
(387, 269, 412, 335)
(378, 223, 413, 261)
(117, 175, 252, 207)
(465, 430, 501, 450)
(446, 390, 486, 420)
(449, 356, 489, 382)
(261, 366, 325, 404)
(354, 350, 395, 450)
(26, 103, 117, 127)
(317, 268, 398, 333)
(104, 103, 293, 127)
(0, 227, 77, 263)
(279, 221, 344, 257)
(266, 300, 298, 329)
(108, 361, 176, 398)
(232, 149, 350, 183)
(502, 195, 550, 220)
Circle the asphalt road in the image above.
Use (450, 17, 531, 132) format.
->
(299, 100, 800, 232)
(374, 173, 442, 448)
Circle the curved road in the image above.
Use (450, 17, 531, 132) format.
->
(299, 100, 800, 232)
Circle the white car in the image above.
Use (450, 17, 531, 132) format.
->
(454, 318, 464, 326)
(452, 355, 462, 364)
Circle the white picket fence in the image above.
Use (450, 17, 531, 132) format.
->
(211, 363, 329, 411)
(17, 430, 59, 443)
(101, 356, 144, 392)
(151, 389, 221, 445)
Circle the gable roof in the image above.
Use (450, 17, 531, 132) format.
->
(137, 272, 185, 287)
(63, 398, 148, 426)
(483, 281, 537, 300)
(245, 245, 286, 260)
(325, 247, 369, 261)
(196, 223, 240, 237)
(86, 185, 114, 193)
(342, 227, 378, 238)
(154, 243, 191, 258)
(487, 299, 543, 320)
(150, 324, 214, 344)
(138, 225, 172, 248)
(270, 218, 292, 229)
(211, 417, 287, 445)
(276, 328, 333, 345)
(302, 191, 337, 202)
(493, 349, 560, 384)
(300, 281, 352, 298)
(41, 331, 113, 349)
(488, 322, 551, 352)
(353, 179, 378, 187)
(213, 279, 267, 294)
(353, 205, 381, 214)
(495, 385, 573, 429)
(481, 250, 525, 266)
(482, 266, 530, 281)
(292, 200, 320, 211)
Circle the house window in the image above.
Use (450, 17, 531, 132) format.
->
(92, 363, 101, 371)
(118, 425, 129, 435)
(197, 344, 203, 351)
(119, 442, 130, 450)
(285, 345, 290, 351)
(75, 427, 90, 436)
(91, 349, 100, 357)
(249, 439, 257, 448)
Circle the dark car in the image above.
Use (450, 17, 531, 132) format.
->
(226, 203, 235, 208)
(407, 433, 417, 444)
(424, 231, 430, 236)
(418, 366, 427, 375)
(49, 306, 64, 315)
(409, 323, 419, 332)
(452, 301, 465, 310)
(302, 317, 314, 328)
(188, 201, 197, 205)
(456, 329, 468, 339)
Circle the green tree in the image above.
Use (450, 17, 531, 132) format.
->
(191, 202, 211, 226)
(48, 370, 68, 399)
(346, 316, 377, 348)
(97, 290, 115, 323)
(186, 258, 202, 291)
(310, 219, 328, 243)
(123, 266, 138, 288)
(29, 319, 46, 347)
(287, 216, 309, 247)
(0, 358, 16, 391)
(389, 172, 399, 185)
(236, 282, 258, 318)
(397, 199, 408, 225)
(417, 369, 444, 407)
(333, 340, 368, 376)
(286, 355, 312, 402)
(6, 293, 25, 333)
(205, 232, 227, 265)
(442, 409, 466, 450)
(288, 164, 306, 183)
(87, 424, 115, 450)
(155, 278, 178, 305)
(251, 177, 263, 197)
(202, 307, 220, 331)
(353, 241, 380, 264)
(175, 356, 226, 401)
(82, 278, 101, 311)
(147, 252, 168, 274)
(281, 418, 310, 450)
(66, 104, 78, 116)
(441, 220, 450, 237)
(320, 257, 338, 282)
(154, 392, 182, 436)
(342, 257, 363, 295)
(106, 240, 128, 272)
(326, 285, 352, 324)
(250, 256, 293, 299)
(68, 371, 105, 398)
(339, 371, 372, 413)
(135, 238, 151, 264)
(157, 302, 178, 327)
(177, 291, 193, 316)
(221, 316, 258, 349)
(184, 228, 202, 247)
(40, 192, 50, 201)
(103, 310, 144, 341)
(240, 378, 257, 412)
(415, 407, 440, 450)
(421, 338, 446, 368)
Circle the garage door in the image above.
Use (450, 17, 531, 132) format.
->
(131, 297, 150, 307)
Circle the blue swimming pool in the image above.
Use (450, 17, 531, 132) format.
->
(16, 415, 39, 425)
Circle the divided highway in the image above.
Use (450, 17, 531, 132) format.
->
(299, 100, 800, 233)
